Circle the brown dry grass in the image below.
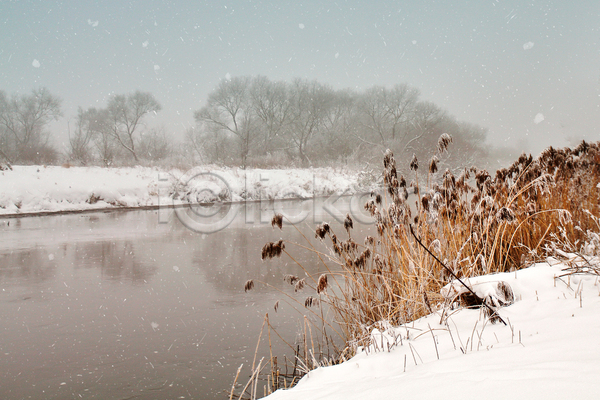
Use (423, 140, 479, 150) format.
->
(232, 139, 600, 399)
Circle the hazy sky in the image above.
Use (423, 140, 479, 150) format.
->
(1, 0, 599, 155)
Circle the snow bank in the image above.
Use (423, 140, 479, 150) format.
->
(0, 165, 164, 215)
(0, 165, 375, 216)
(265, 258, 600, 400)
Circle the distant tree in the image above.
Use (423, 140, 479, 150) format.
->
(314, 89, 359, 163)
(183, 126, 206, 164)
(105, 91, 161, 162)
(0, 122, 10, 165)
(356, 86, 389, 146)
(190, 76, 490, 170)
(94, 115, 122, 166)
(67, 107, 102, 165)
(0, 87, 61, 164)
(249, 76, 291, 154)
(406, 101, 447, 155)
(138, 127, 171, 162)
(357, 84, 419, 148)
(384, 84, 420, 142)
(194, 76, 257, 168)
(285, 79, 335, 166)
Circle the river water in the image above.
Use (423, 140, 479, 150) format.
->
(0, 197, 373, 399)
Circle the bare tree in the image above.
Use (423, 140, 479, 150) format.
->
(138, 126, 171, 162)
(316, 89, 359, 163)
(189, 76, 490, 170)
(384, 83, 420, 141)
(285, 79, 335, 166)
(194, 76, 257, 168)
(90, 108, 121, 166)
(249, 76, 291, 154)
(67, 107, 102, 165)
(405, 101, 446, 155)
(357, 86, 389, 146)
(356, 84, 419, 148)
(106, 91, 161, 162)
(0, 88, 61, 164)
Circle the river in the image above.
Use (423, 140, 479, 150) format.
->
(0, 196, 374, 399)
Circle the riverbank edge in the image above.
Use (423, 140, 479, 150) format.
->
(0, 191, 374, 219)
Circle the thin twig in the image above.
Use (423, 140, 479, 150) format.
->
(409, 224, 507, 326)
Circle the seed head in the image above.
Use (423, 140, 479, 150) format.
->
(421, 195, 430, 211)
(316, 274, 328, 294)
(374, 254, 384, 271)
(261, 240, 285, 260)
(294, 278, 305, 292)
(315, 222, 330, 239)
(437, 133, 453, 153)
(305, 296, 320, 308)
(383, 149, 395, 169)
(429, 155, 439, 174)
(271, 213, 283, 230)
(496, 207, 516, 223)
(399, 175, 407, 188)
(410, 154, 419, 171)
(284, 274, 299, 285)
(344, 213, 353, 233)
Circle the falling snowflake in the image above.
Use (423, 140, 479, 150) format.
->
(48, 254, 55, 261)
(151, 322, 159, 331)
(32, 59, 40, 68)
(534, 113, 545, 124)
(142, 40, 149, 48)
(173, 266, 180, 272)
(523, 42, 535, 50)
(299, 23, 305, 29)
(87, 19, 99, 27)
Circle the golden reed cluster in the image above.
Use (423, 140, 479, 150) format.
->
(237, 138, 600, 398)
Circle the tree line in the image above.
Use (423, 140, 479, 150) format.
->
(0, 88, 163, 166)
(188, 76, 488, 170)
(0, 77, 489, 170)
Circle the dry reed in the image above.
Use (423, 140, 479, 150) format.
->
(233, 138, 600, 399)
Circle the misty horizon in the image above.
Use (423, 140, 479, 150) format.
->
(2, 0, 599, 158)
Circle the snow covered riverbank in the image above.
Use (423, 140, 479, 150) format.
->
(0, 165, 376, 217)
(265, 257, 600, 400)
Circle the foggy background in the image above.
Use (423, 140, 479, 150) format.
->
(1, 0, 599, 160)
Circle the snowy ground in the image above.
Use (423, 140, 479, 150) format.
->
(265, 256, 600, 400)
(0, 165, 376, 216)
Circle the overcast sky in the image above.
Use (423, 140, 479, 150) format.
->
(1, 0, 599, 156)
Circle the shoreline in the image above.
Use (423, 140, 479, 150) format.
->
(0, 164, 377, 220)
(0, 193, 370, 219)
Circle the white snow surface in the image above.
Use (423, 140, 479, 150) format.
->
(0, 165, 373, 216)
(265, 258, 600, 400)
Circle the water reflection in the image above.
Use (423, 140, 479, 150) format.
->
(191, 224, 327, 294)
(0, 248, 56, 282)
(73, 241, 158, 283)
